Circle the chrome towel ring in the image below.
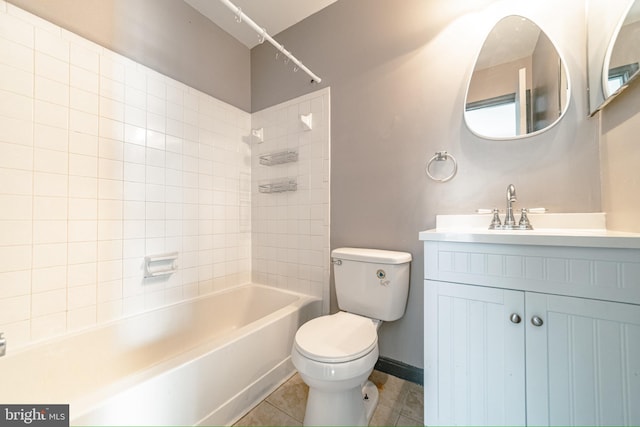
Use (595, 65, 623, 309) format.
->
(425, 151, 457, 183)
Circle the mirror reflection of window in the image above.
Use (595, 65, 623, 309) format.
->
(604, 0, 640, 98)
(466, 96, 517, 138)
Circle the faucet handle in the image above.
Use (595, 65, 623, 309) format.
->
(489, 208, 502, 229)
(518, 208, 534, 230)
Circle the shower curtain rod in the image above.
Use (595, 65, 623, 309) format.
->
(218, 0, 322, 83)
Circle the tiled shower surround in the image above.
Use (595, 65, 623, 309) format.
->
(251, 90, 330, 313)
(0, 3, 330, 348)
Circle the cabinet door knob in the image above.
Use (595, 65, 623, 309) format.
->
(531, 315, 544, 327)
(510, 313, 522, 324)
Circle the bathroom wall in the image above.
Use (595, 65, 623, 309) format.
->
(0, 3, 252, 347)
(599, 80, 640, 232)
(5, 0, 250, 111)
(251, 0, 600, 368)
(251, 89, 331, 312)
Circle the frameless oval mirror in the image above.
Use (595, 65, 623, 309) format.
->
(603, 0, 640, 99)
(464, 15, 570, 140)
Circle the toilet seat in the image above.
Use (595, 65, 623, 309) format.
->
(294, 312, 378, 363)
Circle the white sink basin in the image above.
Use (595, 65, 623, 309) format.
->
(435, 212, 607, 232)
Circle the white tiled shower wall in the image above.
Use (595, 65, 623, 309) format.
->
(0, 4, 254, 347)
(0, 3, 331, 349)
(251, 89, 331, 314)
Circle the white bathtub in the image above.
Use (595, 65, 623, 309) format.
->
(0, 284, 321, 426)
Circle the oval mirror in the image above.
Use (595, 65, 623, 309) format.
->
(603, 0, 640, 99)
(464, 15, 570, 140)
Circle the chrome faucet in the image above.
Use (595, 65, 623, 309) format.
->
(486, 184, 534, 230)
(0, 332, 6, 357)
(504, 184, 517, 227)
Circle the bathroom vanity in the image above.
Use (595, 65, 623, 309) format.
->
(420, 214, 640, 426)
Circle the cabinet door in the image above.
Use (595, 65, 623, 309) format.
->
(425, 280, 526, 426)
(526, 293, 640, 426)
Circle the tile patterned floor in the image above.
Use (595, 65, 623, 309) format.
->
(233, 370, 424, 426)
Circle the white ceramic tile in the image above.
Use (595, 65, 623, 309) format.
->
(32, 265, 66, 293)
(98, 199, 123, 221)
(100, 76, 124, 102)
(69, 131, 98, 156)
(0, 195, 31, 219)
(0, 34, 33, 72)
(98, 178, 123, 200)
(35, 148, 68, 174)
(70, 109, 99, 136)
(31, 288, 67, 318)
(67, 305, 96, 331)
(33, 220, 67, 244)
(34, 172, 67, 197)
(100, 55, 125, 82)
(35, 52, 68, 85)
(34, 100, 67, 130)
(0, 63, 33, 97)
(123, 182, 146, 202)
(34, 124, 67, 152)
(70, 42, 99, 73)
(67, 261, 97, 287)
(124, 124, 146, 146)
(0, 89, 32, 122)
(0, 269, 31, 299)
(0, 12, 34, 48)
(69, 153, 98, 178)
(0, 245, 31, 273)
(0, 116, 33, 147)
(97, 299, 122, 323)
(0, 294, 30, 324)
(125, 67, 146, 93)
(68, 220, 97, 243)
(33, 242, 67, 268)
(123, 145, 144, 167)
(68, 241, 97, 265)
(123, 104, 145, 128)
(68, 197, 97, 220)
(35, 27, 68, 61)
(124, 162, 145, 183)
(99, 117, 124, 140)
(70, 87, 99, 114)
(98, 158, 123, 181)
(122, 238, 144, 259)
(30, 312, 66, 341)
(0, 220, 31, 245)
(97, 219, 123, 241)
(70, 65, 99, 93)
(97, 279, 123, 303)
(98, 137, 123, 161)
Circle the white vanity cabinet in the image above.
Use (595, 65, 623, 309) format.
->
(420, 234, 640, 427)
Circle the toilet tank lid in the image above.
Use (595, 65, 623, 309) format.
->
(331, 247, 412, 264)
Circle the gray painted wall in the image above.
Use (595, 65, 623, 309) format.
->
(252, 0, 601, 368)
(7, 0, 251, 111)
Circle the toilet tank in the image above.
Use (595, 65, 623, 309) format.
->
(332, 247, 412, 321)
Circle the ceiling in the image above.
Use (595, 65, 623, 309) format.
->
(184, 0, 338, 49)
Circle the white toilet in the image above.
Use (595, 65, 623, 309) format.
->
(291, 247, 412, 426)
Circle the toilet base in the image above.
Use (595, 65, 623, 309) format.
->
(303, 380, 379, 426)
(362, 380, 379, 422)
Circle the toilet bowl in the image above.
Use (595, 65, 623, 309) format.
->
(292, 311, 380, 426)
(292, 247, 412, 426)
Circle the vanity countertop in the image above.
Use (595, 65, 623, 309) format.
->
(419, 213, 640, 249)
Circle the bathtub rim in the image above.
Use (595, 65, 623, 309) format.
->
(4, 282, 318, 358)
